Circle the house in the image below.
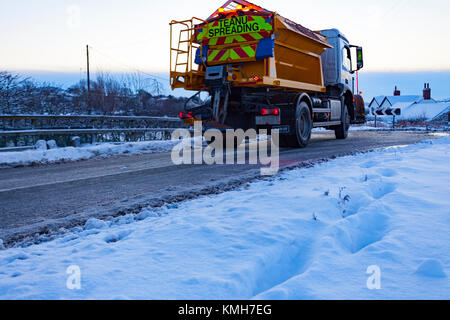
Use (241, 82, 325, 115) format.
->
(367, 85, 422, 113)
(379, 95, 422, 111)
(368, 96, 385, 111)
(399, 102, 450, 123)
(432, 107, 450, 123)
(371, 84, 449, 122)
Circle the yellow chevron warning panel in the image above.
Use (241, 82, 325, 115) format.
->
(207, 44, 257, 65)
(170, 0, 332, 92)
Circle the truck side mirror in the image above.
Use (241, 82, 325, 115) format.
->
(356, 47, 364, 70)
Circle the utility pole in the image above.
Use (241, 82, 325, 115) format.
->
(86, 45, 91, 113)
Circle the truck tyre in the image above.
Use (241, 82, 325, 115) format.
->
(334, 103, 350, 140)
(279, 101, 312, 148)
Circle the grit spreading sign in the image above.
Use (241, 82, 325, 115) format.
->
(208, 16, 260, 37)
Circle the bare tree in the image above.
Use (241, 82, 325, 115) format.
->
(0, 72, 21, 113)
(0, 70, 184, 116)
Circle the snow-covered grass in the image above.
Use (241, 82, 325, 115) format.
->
(313, 120, 449, 132)
(0, 137, 449, 299)
(350, 121, 450, 132)
(0, 140, 183, 167)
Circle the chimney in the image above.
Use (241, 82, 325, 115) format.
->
(423, 83, 431, 100)
(394, 86, 401, 96)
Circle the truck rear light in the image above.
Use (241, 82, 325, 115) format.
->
(179, 112, 193, 119)
(260, 108, 280, 116)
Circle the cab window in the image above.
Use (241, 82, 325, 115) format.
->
(343, 47, 351, 71)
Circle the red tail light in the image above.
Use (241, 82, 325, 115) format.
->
(260, 108, 280, 116)
(179, 112, 194, 119)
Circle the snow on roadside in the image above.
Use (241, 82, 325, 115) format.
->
(0, 137, 449, 299)
(350, 125, 389, 131)
(0, 134, 266, 168)
(350, 125, 450, 132)
(317, 124, 450, 133)
(0, 139, 197, 167)
(313, 126, 387, 132)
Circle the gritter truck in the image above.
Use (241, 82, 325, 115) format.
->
(170, 0, 365, 148)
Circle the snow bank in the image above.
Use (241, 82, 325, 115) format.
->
(0, 137, 449, 299)
(35, 140, 47, 150)
(312, 126, 388, 133)
(349, 125, 387, 131)
(83, 219, 108, 230)
(415, 259, 447, 278)
(0, 140, 185, 167)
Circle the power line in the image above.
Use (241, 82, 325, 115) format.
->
(88, 46, 169, 82)
(90, 46, 168, 81)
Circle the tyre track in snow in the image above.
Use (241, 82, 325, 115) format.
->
(251, 162, 399, 298)
(0, 131, 438, 246)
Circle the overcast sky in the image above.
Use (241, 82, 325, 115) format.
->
(1, 0, 450, 74)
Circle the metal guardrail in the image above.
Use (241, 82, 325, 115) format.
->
(0, 128, 180, 152)
(0, 114, 184, 149)
(0, 114, 180, 121)
(0, 128, 178, 137)
(0, 114, 181, 130)
(0, 146, 35, 152)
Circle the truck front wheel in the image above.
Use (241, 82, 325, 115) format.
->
(279, 101, 312, 148)
(334, 104, 350, 140)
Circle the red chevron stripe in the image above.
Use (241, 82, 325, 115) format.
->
(232, 46, 248, 59)
(216, 37, 226, 45)
(241, 34, 255, 42)
(258, 30, 271, 38)
(212, 49, 227, 62)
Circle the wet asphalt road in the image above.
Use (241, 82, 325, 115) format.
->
(0, 131, 437, 243)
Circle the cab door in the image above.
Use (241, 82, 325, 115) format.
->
(341, 43, 353, 90)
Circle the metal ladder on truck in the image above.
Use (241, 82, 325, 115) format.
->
(170, 18, 209, 90)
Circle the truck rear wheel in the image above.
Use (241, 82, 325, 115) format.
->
(279, 101, 312, 148)
(334, 103, 350, 140)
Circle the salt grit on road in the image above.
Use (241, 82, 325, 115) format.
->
(0, 137, 449, 299)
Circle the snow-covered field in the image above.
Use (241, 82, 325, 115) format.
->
(0, 137, 449, 299)
(0, 140, 183, 167)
